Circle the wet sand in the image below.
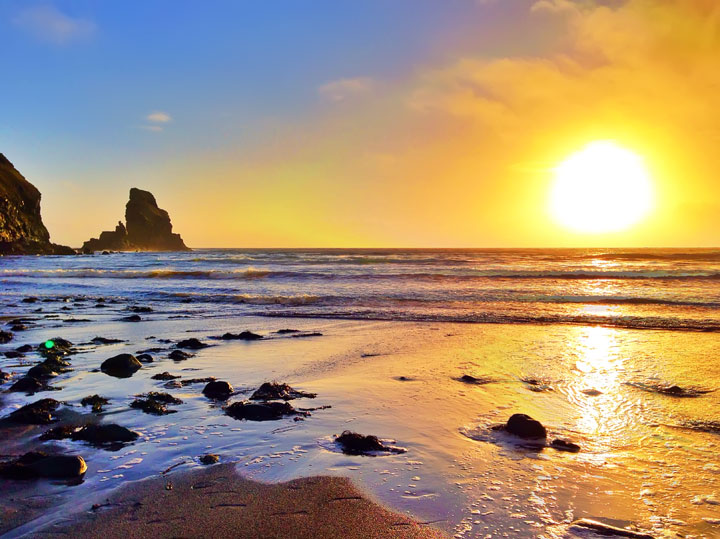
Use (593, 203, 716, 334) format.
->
(38, 463, 445, 538)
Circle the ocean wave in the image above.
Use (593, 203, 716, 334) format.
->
(4, 267, 720, 282)
(262, 310, 720, 333)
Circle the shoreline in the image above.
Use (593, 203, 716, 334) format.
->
(28, 463, 445, 538)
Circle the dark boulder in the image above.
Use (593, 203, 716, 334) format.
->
(335, 431, 406, 455)
(505, 414, 547, 440)
(136, 353, 154, 363)
(100, 353, 142, 378)
(0, 451, 86, 479)
(4, 350, 23, 359)
(38, 337, 74, 358)
(9, 376, 45, 394)
(551, 439, 581, 453)
(72, 424, 139, 444)
(250, 382, 316, 401)
(291, 332, 323, 338)
(90, 336, 125, 345)
(81, 395, 109, 413)
(121, 314, 142, 322)
(0, 153, 74, 255)
(130, 392, 182, 415)
(0, 330, 13, 344)
(199, 454, 219, 465)
(16, 344, 33, 353)
(151, 372, 179, 381)
(6, 398, 60, 424)
(128, 305, 153, 313)
(220, 331, 263, 340)
(169, 350, 192, 361)
(224, 401, 306, 421)
(176, 338, 209, 350)
(274, 329, 300, 334)
(27, 357, 71, 379)
(202, 380, 233, 400)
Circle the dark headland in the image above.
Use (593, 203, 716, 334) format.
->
(0, 153, 73, 255)
(0, 152, 189, 255)
(82, 188, 189, 253)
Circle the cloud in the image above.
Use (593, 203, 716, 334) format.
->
(318, 77, 376, 102)
(530, 0, 580, 15)
(146, 111, 172, 123)
(139, 111, 172, 132)
(223, 0, 720, 246)
(13, 5, 96, 44)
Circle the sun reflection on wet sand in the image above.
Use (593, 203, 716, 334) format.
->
(564, 326, 634, 450)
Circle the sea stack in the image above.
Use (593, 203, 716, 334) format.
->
(82, 188, 189, 252)
(0, 153, 74, 255)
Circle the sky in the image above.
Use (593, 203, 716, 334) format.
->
(2, 0, 719, 248)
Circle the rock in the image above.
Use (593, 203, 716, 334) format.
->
(335, 431, 406, 455)
(0, 451, 86, 479)
(274, 329, 300, 334)
(22, 297, 38, 303)
(505, 414, 547, 439)
(224, 401, 307, 421)
(151, 372, 180, 381)
(81, 395, 109, 413)
(250, 382, 316, 401)
(199, 454, 219, 465)
(11, 324, 27, 332)
(39, 425, 78, 441)
(551, 439, 581, 453)
(27, 358, 71, 379)
(4, 350, 23, 359)
(9, 376, 45, 394)
(180, 377, 215, 386)
(82, 188, 189, 252)
(0, 330, 13, 344)
(0, 369, 10, 382)
(6, 398, 60, 424)
(121, 314, 142, 322)
(290, 332, 323, 338)
(72, 424, 139, 445)
(136, 353, 154, 363)
(176, 338, 209, 349)
(38, 337, 74, 358)
(169, 350, 192, 361)
(581, 388, 603, 396)
(100, 353, 142, 378)
(16, 344, 33, 353)
(128, 305, 153, 313)
(202, 381, 233, 400)
(571, 518, 654, 538)
(458, 374, 495, 385)
(130, 392, 182, 415)
(91, 336, 125, 345)
(0, 154, 74, 255)
(220, 331, 262, 340)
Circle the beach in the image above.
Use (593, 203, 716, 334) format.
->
(1, 249, 720, 537)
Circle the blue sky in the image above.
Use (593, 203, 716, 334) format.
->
(3, 1, 714, 247)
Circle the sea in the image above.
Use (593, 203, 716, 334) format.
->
(3, 248, 720, 331)
(1, 248, 720, 537)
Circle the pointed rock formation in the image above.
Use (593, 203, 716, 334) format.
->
(82, 188, 189, 252)
(0, 154, 74, 255)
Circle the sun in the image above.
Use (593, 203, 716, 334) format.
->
(550, 141, 653, 233)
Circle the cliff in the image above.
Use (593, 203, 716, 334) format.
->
(0, 153, 74, 255)
(82, 188, 189, 252)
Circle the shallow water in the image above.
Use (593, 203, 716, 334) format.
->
(1, 250, 720, 537)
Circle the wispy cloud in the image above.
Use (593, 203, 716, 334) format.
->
(13, 5, 96, 44)
(139, 111, 172, 132)
(318, 77, 376, 102)
(146, 111, 172, 124)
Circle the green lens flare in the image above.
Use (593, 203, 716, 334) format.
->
(44, 340, 55, 349)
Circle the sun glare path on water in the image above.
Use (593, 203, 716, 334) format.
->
(550, 141, 654, 234)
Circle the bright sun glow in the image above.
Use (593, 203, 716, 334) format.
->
(550, 141, 653, 233)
